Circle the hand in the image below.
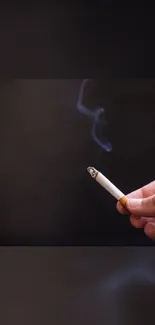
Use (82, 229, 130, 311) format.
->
(116, 181, 155, 240)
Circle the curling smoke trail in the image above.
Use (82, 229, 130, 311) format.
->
(98, 248, 155, 323)
(63, 249, 155, 323)
(76, 79, 112, 152)
(102, 248, 155, 292)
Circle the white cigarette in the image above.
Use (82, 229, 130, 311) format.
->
(87, 166, 127, 207)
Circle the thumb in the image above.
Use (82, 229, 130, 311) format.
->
(126, 195, 155, 217)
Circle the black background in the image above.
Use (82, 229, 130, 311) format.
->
(0, 79, 155, 245)
(0, 5, 151, 77)
(0, 6, 154, 247)
(0, 3, 155, 325)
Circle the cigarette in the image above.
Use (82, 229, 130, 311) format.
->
(87, 166, 127, 208)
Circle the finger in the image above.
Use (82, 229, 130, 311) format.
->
(126, 195, 155, 217)
(116, 181, 155, 215)
(130, 181, 155, 199)
(130, 215, 148, 228)
(117, 191, 143, 214)
(117, 188, 145, 214)
(144, 221, 155, 240)
(116, 201, 128, 214)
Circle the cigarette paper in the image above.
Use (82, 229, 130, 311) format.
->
(87, 166, 127, 207)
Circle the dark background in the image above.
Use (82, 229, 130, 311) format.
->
(0, 247, 155, 325)
(0, 79, 155, 245)
(0, 4, 155, 325)
(0, 5, 151, 77)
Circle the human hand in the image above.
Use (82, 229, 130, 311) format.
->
(116, 181, 155, 240)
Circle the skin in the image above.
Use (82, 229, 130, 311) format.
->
(116, 181, 155, 240)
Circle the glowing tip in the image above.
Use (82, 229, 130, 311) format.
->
(87, 166, 98, 179)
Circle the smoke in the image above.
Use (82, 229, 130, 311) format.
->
(59, 248, 155, 324)
(101, 248, 155, 292)
(98, 248, 155, 323)
(76, 79, 112, 152)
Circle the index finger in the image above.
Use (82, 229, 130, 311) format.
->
(117, 190, 143, 214)
(116, 181, 155, 214)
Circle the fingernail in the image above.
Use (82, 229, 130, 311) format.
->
(127, 199, 142, 209)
